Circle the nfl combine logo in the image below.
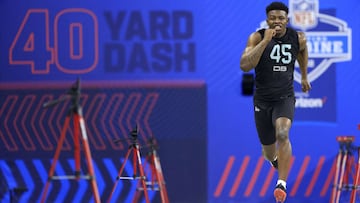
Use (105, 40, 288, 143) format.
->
(288, 0, 352, 83)
(289, 0, 351, 119)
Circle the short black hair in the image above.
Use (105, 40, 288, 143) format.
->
(266, 2, 289, 14)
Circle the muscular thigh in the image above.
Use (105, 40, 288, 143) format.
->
(254, 101, 276, 145)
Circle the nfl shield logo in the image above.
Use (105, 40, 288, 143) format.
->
(289, 0, 319, 30)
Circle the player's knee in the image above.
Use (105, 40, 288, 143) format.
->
(276, 129, 289, 142)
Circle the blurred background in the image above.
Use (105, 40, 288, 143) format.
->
(0, 0, 359, 202)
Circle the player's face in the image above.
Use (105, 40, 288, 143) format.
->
(266, 10, 288, 37)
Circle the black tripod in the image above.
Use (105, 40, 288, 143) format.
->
(40, 78, 100, 203)
(107, 126, 150, 203)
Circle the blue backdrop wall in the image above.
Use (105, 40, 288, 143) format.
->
(1, 0, 360, 202)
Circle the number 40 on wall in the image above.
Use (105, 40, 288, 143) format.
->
(9, 8, 99, 74)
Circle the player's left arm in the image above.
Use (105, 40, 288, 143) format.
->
(297, 31, 311, 92)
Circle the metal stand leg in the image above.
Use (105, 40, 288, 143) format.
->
(331, 147, 344, 203)
(350, 147, 360, 203)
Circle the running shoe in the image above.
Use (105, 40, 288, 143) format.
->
(274, 183, 287, 203)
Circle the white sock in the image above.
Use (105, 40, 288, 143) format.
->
(277, 179, 287, 189)
(273, 156, 278, 161)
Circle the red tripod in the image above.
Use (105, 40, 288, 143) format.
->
(331, 136, 360, 203)
(133, 137, 169, 203)
(40, 79, 100, 203)
(107, 126, 150, 203)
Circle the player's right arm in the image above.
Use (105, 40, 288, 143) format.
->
(240, 29, 274, 72)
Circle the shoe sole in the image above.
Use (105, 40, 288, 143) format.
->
(274, 188, 287, 203)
